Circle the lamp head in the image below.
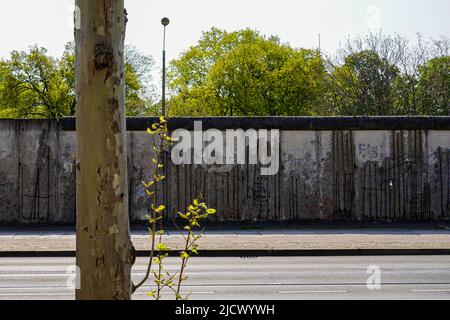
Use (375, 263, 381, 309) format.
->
(161, 17, 170, 27)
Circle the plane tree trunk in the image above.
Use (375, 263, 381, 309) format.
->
(75, 0, 135, 300)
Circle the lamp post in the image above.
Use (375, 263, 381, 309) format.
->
(161, 17, 170, 116)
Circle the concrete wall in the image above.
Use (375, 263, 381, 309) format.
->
(1, 117, 449, 224)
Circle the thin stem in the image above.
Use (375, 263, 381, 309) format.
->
(132, 123, 166, 294)
(176, 222, 192, 299)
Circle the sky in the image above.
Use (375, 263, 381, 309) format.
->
(0, 0, 449, 73)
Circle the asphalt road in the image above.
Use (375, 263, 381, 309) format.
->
(0, 255, 449, 300)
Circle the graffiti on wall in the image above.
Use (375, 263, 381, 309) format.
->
(0, 120, 449, 224)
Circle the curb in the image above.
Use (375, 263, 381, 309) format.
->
(1, 249, 450, 258)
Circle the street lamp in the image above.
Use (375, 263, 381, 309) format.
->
(161, 17, 170, 116)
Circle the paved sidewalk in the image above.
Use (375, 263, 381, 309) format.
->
(1, 227, 450, 252)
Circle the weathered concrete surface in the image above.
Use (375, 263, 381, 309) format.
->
(1, 118, 450, 224)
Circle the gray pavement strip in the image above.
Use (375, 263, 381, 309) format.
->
(1, 228, 450, 255)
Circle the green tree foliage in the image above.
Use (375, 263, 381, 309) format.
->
(331, 32, 449, 116)
(1, 31, 448, 118)
(416, 56, 449, 115)
(328, 50, 400, 115)
(170, 29, 449, 116)
(123, 46, 158, 116)
(169, 28, 328, 116)
(0, 45, 73, 118)
(0, 44, 156, 118)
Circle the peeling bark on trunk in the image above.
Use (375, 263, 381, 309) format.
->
(75, 0, 135, 300)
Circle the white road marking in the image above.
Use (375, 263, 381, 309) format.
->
(0, 293, 74, 297)
(158, 292, 215, 295)
(1, 269, 449, 279)
(0, 274, 72, 277)
(0, 272, 151, 277)
(411, 289, 450, 293)
(278, 290, 348, 294)
(0, 291, 214, 297)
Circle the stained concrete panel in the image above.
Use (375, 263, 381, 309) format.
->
(0, 119, 449, 224)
